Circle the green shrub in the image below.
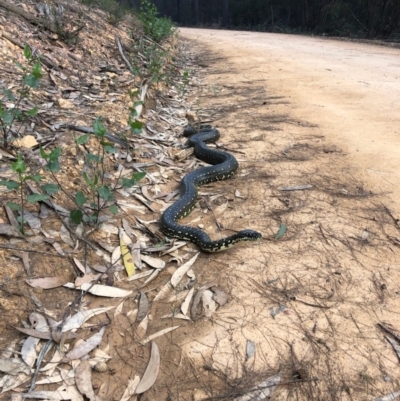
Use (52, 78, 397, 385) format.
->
(138, 0, 175, 42)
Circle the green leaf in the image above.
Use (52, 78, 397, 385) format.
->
(23, 44, 32, 61)
(121, 172, 146, 188)
(109, 204, 119, 214)
(98, 185, 112, 201)
(46, 160, 60, 173)
(23, 74, 39, 88)
(1, 110, 14, 126)
(32, 61, 42, 79)
(6, 201, 21, 210)
(104, 146, 116, 154)
(40, 183, 59, 195)
(26, 174, 43, 183)
(40, 147, 49, 160)
(82, 172, 93, 186)
(275, 223, 287, 240)
(76, 134, 89, 145)
(17, 215, 25, 224)
(70, 209, 83, 224)
(86, 153, 101, 163)
(3, 89, 16, 101)
(25, 107, 38, 117)
(93, 117, 107, 138)
(84, 214, 98, 223)
(12, 155, 26, 174)
(129, 120, 142, 134)
(27, 194, 50, 203)
(49, 148, 62, 161)
(0, 180, 19, 190)
(75, 191, 87, 206)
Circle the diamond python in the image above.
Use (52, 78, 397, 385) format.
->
(160, 126, 262, 252)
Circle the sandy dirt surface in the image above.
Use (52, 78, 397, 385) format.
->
(170, 28, 400, 400)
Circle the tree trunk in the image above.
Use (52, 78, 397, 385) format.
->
(193, 0, 199, 25)
(222, 0, 229, 27)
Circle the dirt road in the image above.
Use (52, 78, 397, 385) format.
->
(171, 29, 400, 400)
(180, 28, 400, 214)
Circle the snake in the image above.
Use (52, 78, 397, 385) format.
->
(160, 126, 262, 252)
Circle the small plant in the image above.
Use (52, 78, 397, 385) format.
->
(41, 118, 145, 226)
(0, 45, 42, 148)
(138, 0, 175, 43)
(178, 69, 190, 99)
(130, 41, 168, 83)
(0, 155, 50, 234)
(127, 89, 144, 133)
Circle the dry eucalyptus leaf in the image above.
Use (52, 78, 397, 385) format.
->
(75, 360, 99, 401)
(75, 273, 102, 287)
(372, 391, 400, 401)
(119, 376, 140, 401)
(136, 315, 149, 340)
(40, 349, 63, 374)
(0, 223, 24, 238)
(153, 282, 173, 302)
(100, 223, 119, 235)
(140, 254, 165, 269)
(62, 307, 114, 332)
(135, 341, 160, 394)
(64, 326, 106, 361)
(201, 290, 217, 318)
(211, 286, 229, 306)
(73, 258, 87, 274)
(1, 372, 30, 393)
(140, 326, 180, 345)
(161, 313, 190, 321)
(141, 269, 160, 286)
(181, 287, 195, 317)
(137, 291, 149, 322)
(126, 270, 152, 282)
(170, 253, 200, 288)
(15, 327, 76, 341)
(131, 242, 142, 271)
(36, 368, 75, 385)
(191, 283, 217, 320)
(64, 282, 133, 297)
(0, 358, 31, 375)
(60, 223, 74, 247)
(22, 384, 83, 400)
(26, 276, 70, 289)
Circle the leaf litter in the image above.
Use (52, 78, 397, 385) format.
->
(0, 1, 272, 399)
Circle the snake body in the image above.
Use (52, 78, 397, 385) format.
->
(160, 127, 261, 252)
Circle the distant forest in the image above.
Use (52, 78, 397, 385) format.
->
(125, 0, 400, 39)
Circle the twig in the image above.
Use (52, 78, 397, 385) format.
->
(57, 124, 129, 147)
(116, 36, 135, 74)
(0, 244, 66, 257)
(382, 203, 400, 230)
(204, 198, 223, 230)
(377, 322, 400, 343)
